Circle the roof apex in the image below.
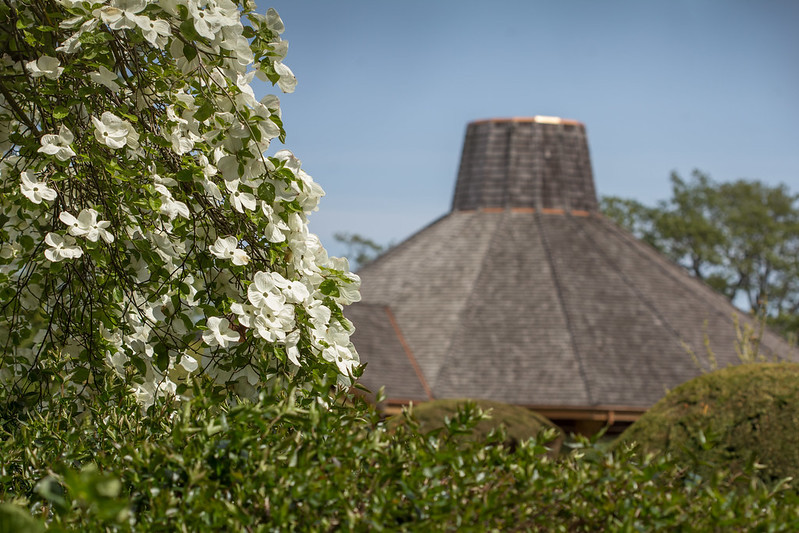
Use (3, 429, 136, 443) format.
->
(470, 116, 585, 127)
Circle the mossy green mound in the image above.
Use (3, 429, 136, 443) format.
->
(396, 398, 562, 453)
(619, 363, 799, 482)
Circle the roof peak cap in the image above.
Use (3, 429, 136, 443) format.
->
(470, 116, 585, 127)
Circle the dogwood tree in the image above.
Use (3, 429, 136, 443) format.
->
(0, 0, 360, 409)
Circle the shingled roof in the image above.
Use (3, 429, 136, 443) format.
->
(348, 117, 797, 426)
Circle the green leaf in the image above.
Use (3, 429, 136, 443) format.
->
(319, 279, 340, 297)
(154, 343, 170, 372)
(0, 503, 45, 533)
(183, 43, 198, 62)
(130, 355, 147, 375)
(70, 366, 90, 383)
(53, 106, 70, 119)
(179, 18, 201, 41)
(193, 100, 215, 123)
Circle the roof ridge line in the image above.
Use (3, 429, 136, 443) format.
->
(356, 212, 449, 274)
(432, 211, 512, 391)
(535, 212, 596, 405)
(565, 214, 687, 347)
(384, 306, 434, 401)
(595, 215, 797, 357)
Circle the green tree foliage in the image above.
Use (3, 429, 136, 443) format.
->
(602, 171, 799, 337)
(333, 232, 386, 270)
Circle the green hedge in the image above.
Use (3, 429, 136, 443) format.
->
(3, 377, 799, 531)
(619, 362, 799, 483)
(392, 398, 562, 453)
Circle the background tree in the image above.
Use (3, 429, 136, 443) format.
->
(333, 232, 386, 270)
(601, 171, 799, 339)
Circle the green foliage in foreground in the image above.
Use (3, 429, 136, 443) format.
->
(619, 362, 799, 484)
(392, 398, 563, 454)
(3, 379, 799, 531)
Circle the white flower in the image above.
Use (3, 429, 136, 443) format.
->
(274, 61, 296, 93)
(92, 111, 138, 149)
(38, 125, 76, 161)
(188, 0, 239, 40)
(202, 316, 240, 347)
(154, 184, 191, 220)
(160, 196, 190, 220)
(96, 0, 146, 30)
(336, 274, 362, 304)
(209, 236, 249, 265)
(20, 171, 57, 204)
(25, 56, 64, 80)
(231, 302, 257, 328)
(284, 280, 310, 304)
(57, 19, 100, 54)
(59, 208, 115, 243)
(44, 233, 83, 262)
(89, 66, 120, 92)
(285, 330, 301, 366)
(178, 354, 199, 372)
(135, 15, 171, 47)
(226, 179, 256, 212)
(248, 271, 286, 310)
(252, 305, 294, 342)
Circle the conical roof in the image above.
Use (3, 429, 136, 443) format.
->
(347, 117, 797, 413)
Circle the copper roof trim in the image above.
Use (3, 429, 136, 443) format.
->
(470, 116, 585, 127)
(385, 307, 434, 401)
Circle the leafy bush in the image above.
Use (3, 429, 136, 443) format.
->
(618, 362, 799, 483)
(3, 379, 799, 531)
(394, 398, 562, 453)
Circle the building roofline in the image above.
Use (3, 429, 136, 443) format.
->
(469, 116, 585, 127)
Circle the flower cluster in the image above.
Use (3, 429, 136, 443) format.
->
(0, 0, 359, 407)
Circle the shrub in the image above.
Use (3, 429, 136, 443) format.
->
(4, 379, 799, 531)
(618, 362, 799, 483)
(395, 398, 562, 453)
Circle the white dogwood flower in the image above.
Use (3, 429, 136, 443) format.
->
(247, 271, 286, 310)
(96, 0, 146, 30)
(135, 15, 171, 47)
(226, 179, 256, 212)
(209, 236, 250, 265)
(25, 56, 64, 79)
(38, 125, 76, 161)
(59, 208, 115, 243)
(44, 233, 83, 262)
(20, 171, 57, 204)
(274, 61, 296, 93)
(92, 111, 138, 149)
(89, 65, 120, 92)
(202, 316, 240, 347)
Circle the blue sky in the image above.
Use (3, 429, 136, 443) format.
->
(254, 1, 799, 258)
